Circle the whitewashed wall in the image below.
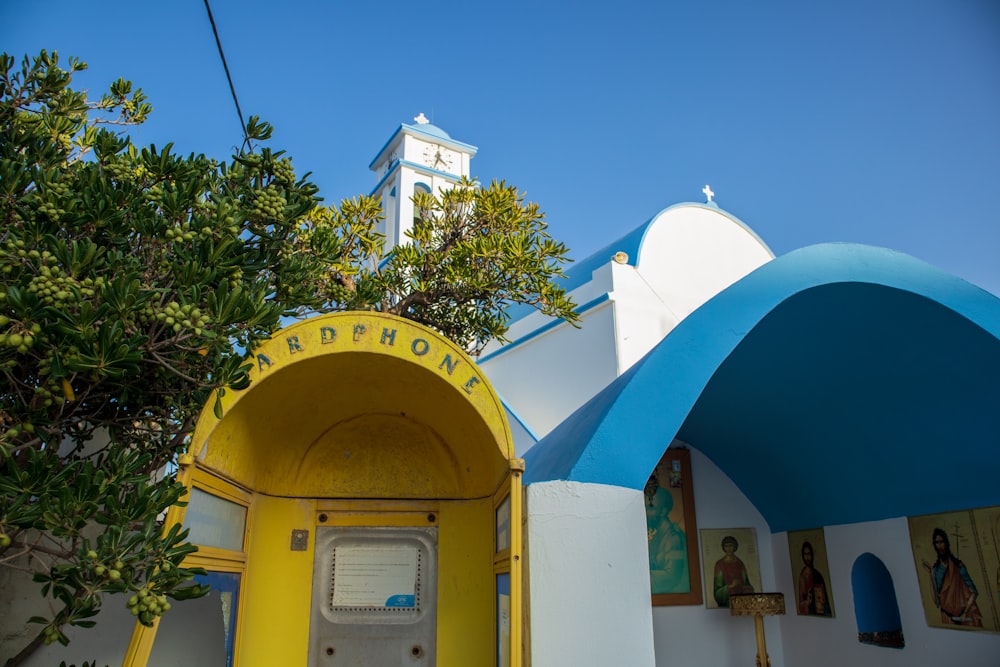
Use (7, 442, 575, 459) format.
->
(635, 206, 773, 325)
(483, 204, 774, 442)
(651, 447, 1000, 666)
(525, 481, 656, 667)
(774, 517, 1000, 667)
(606, 262, 682, 375)
(0, 572, 134, 667)
(482, 302, 618, 438)
(518, 440, 1000, 667)
(650, 447, 784, 667)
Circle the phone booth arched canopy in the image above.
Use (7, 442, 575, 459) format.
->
(125, 312, 523, 667)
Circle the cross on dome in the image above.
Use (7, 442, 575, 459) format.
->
(702, 184, 715, 203)
(414, 112, 430, 125)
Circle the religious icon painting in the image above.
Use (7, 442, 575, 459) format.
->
(645, 446, 702, 606)
(973, 506, 1000, 631)
(700, 527, 761, 610)
(907, 509, 1000, 632)
(787, 528, 835, 617)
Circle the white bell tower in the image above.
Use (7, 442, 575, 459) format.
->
(368, 113, 478, 249)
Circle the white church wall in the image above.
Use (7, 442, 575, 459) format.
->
(481, 205, 775, 441)
(480, 301, 618, 439)
(382, 184, 397, 247)
(525, 481, 656, 667)
(774, 517, 1000, 667)
(607, 262, 683, 372)
(395, 167, 420, 243)
(485, 261, 616, 353)
(401, 134, 423, 162)
(0, 565, 134, 667)
(650, 446, 784, 667)
(427, 171, 454, 197)
(637, 206, 773, 324)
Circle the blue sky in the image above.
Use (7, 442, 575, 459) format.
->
(4, 0, 999, 294)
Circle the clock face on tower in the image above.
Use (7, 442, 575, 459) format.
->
(423, 144, 453, 170)
(382, 150, 398, 175)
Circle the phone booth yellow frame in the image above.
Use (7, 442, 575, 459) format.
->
(123, 313, 522, 667)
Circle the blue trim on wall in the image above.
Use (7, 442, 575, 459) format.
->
(368, 160, 462, 197)
(403, 160, 463, 180)
(369, 162, 399, 196)
(522, 243, 1000, 532)
(195, 571, 241, 667)
(505, 202, 773, 325)
(404, 122, 478, 152)
(498, 393, 540, 442)
(368, 125, 406, 169)
(368, 123, 478, 169)
(479, 294, 611, 364)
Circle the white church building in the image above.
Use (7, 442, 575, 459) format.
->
(7, 116, 999, 667)
(372, 116, 1000, 667)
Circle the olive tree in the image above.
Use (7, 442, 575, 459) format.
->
(0, 51, 576, 665)
(310, 177, 578, 353)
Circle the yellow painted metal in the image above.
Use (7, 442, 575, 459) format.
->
(490, 460, 523, 667)
(188, 313, 513, 499)
(120, 618, 158, 667)
(122, 465, 251, 667)
(508, 462, 524, 667)
(183, 546, 246, 570)
(236, 494, 315, 665)
(121, 450, 197, 667)
(435, 497, 494, 666)
(128, 312, 519, 667)
(226, 496, 494, 667)
(190, 467, 252, 506)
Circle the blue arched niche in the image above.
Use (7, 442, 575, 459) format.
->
(851, 553, 904, 648)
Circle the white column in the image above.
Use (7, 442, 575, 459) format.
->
(525, 481, 656, 667)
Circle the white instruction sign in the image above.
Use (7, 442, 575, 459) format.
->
(332, 545, 418, 607)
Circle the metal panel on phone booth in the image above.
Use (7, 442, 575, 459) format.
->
(309, 526, 438, 665)
(127, 313, 522, 667)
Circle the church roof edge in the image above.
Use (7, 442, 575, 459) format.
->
(502, 202, 772, 324)
(368, 122, 479, 170)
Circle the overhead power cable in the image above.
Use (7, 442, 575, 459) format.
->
(203, 0, 250, 150)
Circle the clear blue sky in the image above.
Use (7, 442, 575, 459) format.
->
(4, 0, 999, 294)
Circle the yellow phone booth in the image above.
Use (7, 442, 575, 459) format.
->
(122, 313, 523, 667)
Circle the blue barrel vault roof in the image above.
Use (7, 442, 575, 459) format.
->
(523, 243, 1000, 532)
(503, 202, 771, 325)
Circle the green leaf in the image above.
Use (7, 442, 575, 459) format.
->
(0, 51, 576, 650)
